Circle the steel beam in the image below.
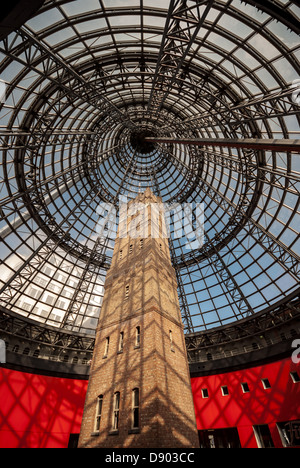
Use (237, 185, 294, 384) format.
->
(0, 27, 137, 131)
(186, 293, 300, 358)
(146, 137, 300, 152)
(164, 142, 299, 280)
(160, 85, 300, 134)
(179, 175, 300, 281)
(148, 0, 214, 116)
(0, 306, 95, 352)
(0, 174, 109, 308)
(0, 0, 45, 40)
(61, 240, 103, 332)
(0, 175, 80, 240)
(0, 131, 95, 150)
(243, 0, 300, 33)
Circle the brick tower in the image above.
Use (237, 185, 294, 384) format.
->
(78, 189, 199, 448)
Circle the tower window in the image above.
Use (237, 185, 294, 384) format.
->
(125, 285, 130, 300)
(120, 250, 123, 260)
(112, 392, 120, 431)
(103, 337, 110, 358)
(201, 388, 209, 399)
(132, 388, 140, 430)
(129, 245, 133, 255)
(169, 330, 175, 352)
(118, 332, 124, 353)
(140, 239, 144, 249)
(135, 326, 141, 348)
(94, 395, 103, 433)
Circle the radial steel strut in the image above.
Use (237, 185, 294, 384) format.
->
(145, 137, 300, 152)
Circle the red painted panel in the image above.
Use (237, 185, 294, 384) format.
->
(0, 357, 299, 448)
(0, 368, 88, 448)
(191, 358, 300, 448)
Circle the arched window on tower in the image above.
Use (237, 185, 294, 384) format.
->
(132, 388, 140, 430)
(94, 395, 103, 433)
(112, 392, 120, 431)
(135, 326, 141, 348)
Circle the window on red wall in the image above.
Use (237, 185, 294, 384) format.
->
(277, 420, 300, 448)
(253, 425, 275, 448)
(198, 428, 241, 449)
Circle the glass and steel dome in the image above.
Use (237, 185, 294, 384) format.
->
(0, 0, 299, 342)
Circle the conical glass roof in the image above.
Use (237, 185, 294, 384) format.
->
(0, 0, 299, 336)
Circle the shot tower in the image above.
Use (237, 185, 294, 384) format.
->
(79, 189, 199, 448)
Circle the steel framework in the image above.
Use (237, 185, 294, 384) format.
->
(0, 0, 299, 358)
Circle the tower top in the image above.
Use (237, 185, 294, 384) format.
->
(117, 188, 166, 242)
(132, 187, 162, 204)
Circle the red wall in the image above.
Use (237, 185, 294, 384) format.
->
(0, 368, 88, 448)
(191, 358, 300, 448)
(0, 357, 299, 448)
